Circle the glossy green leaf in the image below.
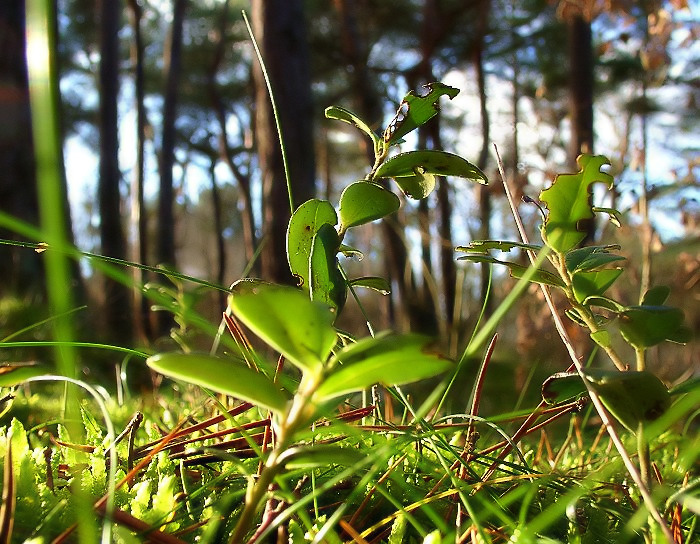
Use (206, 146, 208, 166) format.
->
(571, 268, 623, 303)
(309, 223, 346, 312)
(314, 333, 453, 401)
(338, 181, 400, 233)
(456, 240, 542, 254)
(348, 276, 391, 295)
(539, 155, 614, 253)
(565, 245, 625, 272)
(338, 244, 363, 260)
(584, 296, 625, 312)
(325, 106, 380, 148)
(374, 150, 487, 199)
(619, 305, 691, 348)
(383, 82, 459, 145)
(541, 371, 587, 405)
(146, 353, 290, 414)
(590, 329, 612, 349)
(287, 199, 338, 290)
(228, 283, 337, 373)
(542, 369, 672, 431)
(641, 285, 671, 306)
(457, 254, 565, 288)
(583, 369, 671, 431)
(0, 362, 48, 387)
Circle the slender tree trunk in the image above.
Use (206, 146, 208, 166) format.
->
(568, 14, 595, 243)
(208, 159, 226, 308)
(0, 0, 44, 296)
(252, 0, 315, 285)
(127, 0, 150, 340)
(98, 0, 131, 342)
(208, 0, 256, 268)
(158, 0, 186, 269)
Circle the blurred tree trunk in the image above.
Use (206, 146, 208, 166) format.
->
(158, 0, 186, 269)
(98, 0, 132, 342)
(567, 13, 595, 243)
(0, 0, 44, 297)
(156, 0, 185, 334)
(208, 0, 256, 269)
(127, 0, 150, 340)
(252, 0, 315, 285)
(208, 158, 226, 309)
(474, 0, 492, 315)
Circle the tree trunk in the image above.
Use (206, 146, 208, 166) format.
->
(127, 0, 150, 340)
(0, 0, 44, 296)
(568, 14, 595, 243)
(98, 0, 131, 342)
(252, 0, 315, 285)
(158, 0, 186, 269)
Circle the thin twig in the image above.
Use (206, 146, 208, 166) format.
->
(493, 144, 673, 542)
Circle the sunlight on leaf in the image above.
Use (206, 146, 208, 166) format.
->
(539, 155, 614, 253)
(146, 352, 290, 414)
(228, 283, 337, 373)
(338, 181, 400, 233)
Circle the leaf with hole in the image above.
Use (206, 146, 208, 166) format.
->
(146, 353, 290, 414)
(309, 223, 346, 312)
(228, 283, 337, 374)
(383, 82, 459, 145)
(374, 150, 486, 199)
(287, 199, 338, 290)
(314, 333, 453, 401)
(338, 181, 400, 233)
(539, 155, 614, 253)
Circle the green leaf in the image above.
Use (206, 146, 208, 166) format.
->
(582, 369, 671, 432)
(287, 199, 338, 290)
(571, 268, 623, 303)
(456, 240, 542, 254)
(348, 276, 391, 295)
(539, 155, 614, 252)
(314, 333, 453, 401)
(583, 296, 625, 312)
(324, 106, 380, 149)
(641, 285, 671, 306)
(146, 353, 290, 414)
(590, 329, 612, 348)
(309, 223, 347, 312)
(457, 254, 565, 288)
(565, 245, 625, 272)
(338, 181, 400, 233)
(542, 369, 672, 432)
(541, 371, 587, 405)
(228, 283, 337, 373)
(374, 150, 487, 199)
(592, 206, 623, 227)
(0, 362, 48, 387)
(383, 82, 459, 145)
(338, 244, 363, 260)
(619, 305, 691, 348)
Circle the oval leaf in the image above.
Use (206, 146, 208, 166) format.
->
(287, 199, 338, 290)
(338, 181, 400, 233)
(309, 223, 347, 312)
(325, 106, 380, 148)
(374, 150, 487, 198)
(147, 353, 289, 414)
(314, 333, 453, 401)
(582, 369, 671, 432)
(571, 268, 623, 303)
(348, 276, 391, 295)
(228, 283, 337, 373)
(619, 305, 690, 348)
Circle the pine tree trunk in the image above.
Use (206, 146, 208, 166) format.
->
(252, 0, 315, 285)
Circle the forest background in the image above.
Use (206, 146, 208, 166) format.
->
(0, 0, 697, 396)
